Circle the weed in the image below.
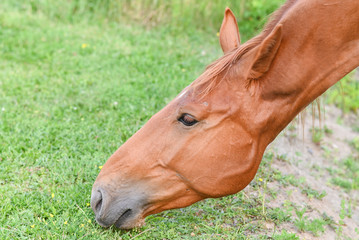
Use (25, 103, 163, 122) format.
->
(321, 212, 336, 227)
(331, 156, 359, 190)
(322, 145, 332, 158)
(351, 137, 359, 152)
(274, 173, 305, 187)
(277, 153, 289, 162)
(295, 206, 307, 219)
(272, 229, 299, 240)
(324, 125, 333, 135)
(311, 127, 324, 145)
(301, 188, 327, 200)
(331, 177, 353, 190)
(339, 199, 353, 219)
(336, 199, 346, 238)
(306, 218, 327, 237)
(268, 207, 292, 223)
(294, 206, 328, 236)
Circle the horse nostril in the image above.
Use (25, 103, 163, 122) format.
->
(95, 193, 103, 212)
(91, 189, 104, 216)
(114, 208, 133, 228)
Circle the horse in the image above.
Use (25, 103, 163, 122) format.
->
(90, 0, 359, 229)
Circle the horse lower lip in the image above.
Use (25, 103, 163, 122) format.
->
(96, 218, 112, 228)
(114, 209, 132, 228)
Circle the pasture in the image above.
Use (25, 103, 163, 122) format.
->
(0, 0, 358, 239)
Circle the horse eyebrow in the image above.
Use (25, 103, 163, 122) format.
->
(189, 0, 297, 96)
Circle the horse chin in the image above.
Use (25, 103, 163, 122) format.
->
(114, 212, 145, 230)
(95, 209, 145, 230)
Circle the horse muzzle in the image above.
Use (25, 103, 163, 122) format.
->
(90, 184, 147, 229)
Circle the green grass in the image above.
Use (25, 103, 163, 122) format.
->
(2, 0, 283, 40)
(327, 71, 359, 113)
(293, 206, 329, 237)
(330, 156, 359, 191)
(0, 0, 357, 239)
(0, 1, 287, 239)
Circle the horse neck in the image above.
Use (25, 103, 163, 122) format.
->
(260, 0, 359, 142)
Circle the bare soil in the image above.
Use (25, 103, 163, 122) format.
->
(253, 105, 358, 239)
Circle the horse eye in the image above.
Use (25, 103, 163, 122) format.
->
(178, 114, 198, 126)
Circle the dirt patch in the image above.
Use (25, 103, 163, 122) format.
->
(263, 105, 359, 239)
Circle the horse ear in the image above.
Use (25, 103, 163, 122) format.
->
(248, 24, 283, 80)
(219, 8, 241, 54)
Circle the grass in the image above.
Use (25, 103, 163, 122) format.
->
(327, 71, 359, 113)
(2, 0, 283, 39)
(330, 156, 359, 191)
(293, 206, 328, 237)
(0, 1, 284, 239)
(0, 0, 358, 239)
(327, 137, 359, 191)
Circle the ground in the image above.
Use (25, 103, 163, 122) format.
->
(254, 104, 359, 239)
(0, 1, 358, 238)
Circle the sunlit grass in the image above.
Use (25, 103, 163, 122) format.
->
(0, 0, 357, 239)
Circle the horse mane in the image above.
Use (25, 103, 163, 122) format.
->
(190, 0, 297, 95)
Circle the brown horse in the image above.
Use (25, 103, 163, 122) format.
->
(91, 0, 359, 229)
